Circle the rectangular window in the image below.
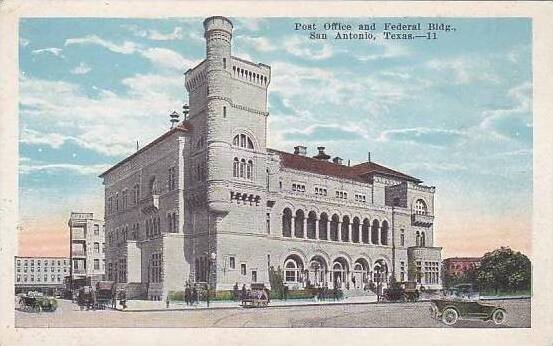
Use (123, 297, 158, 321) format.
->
(240, 263, 246, 276)
(400, 230, 405, 247)
(251, 270, 257, 283)
(266, 213, 271, 234)
(223, 106, 227, 118)
(229, 256, 236, 269)
(17, 275, 20, 282)
(168, 167, 176, 191)
(94, 259, 100, 270)
(94, 224, 100, 235)
(94, 242, 100, 253)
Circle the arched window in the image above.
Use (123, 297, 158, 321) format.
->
(319, 213, 328, 240)
(381, 220, 389, 246)
(341, 216, 350, 242)
(246, 160, 253, 180)
(415, 199, 428, 215)
(233, 133, 254, 149)
(421, 232, 426, 247)
(361, 218, 370, 244)
(239, 159, 246, 178)
(295, 210, 305, 238)
(233, 158, 239, 177)
(307, 211, 317, 239)
(285, 258, 301, 283)
(371, 220, 379, 245)
(282, 208, 292, 237)
(416, 231, 421, 247)
(330, 214, 340, 241)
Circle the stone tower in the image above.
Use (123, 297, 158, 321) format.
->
(185, 16, 272, 288)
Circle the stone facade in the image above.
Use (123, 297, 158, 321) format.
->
(67, 212, 105, 289)
(14, 256, 70, 295)
(100, 16, 442, 300)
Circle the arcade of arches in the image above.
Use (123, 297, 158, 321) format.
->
(283, 254, 390, 289)
(282, 208, 390, 246)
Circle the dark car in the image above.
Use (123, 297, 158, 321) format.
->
(429, 285, 507, 326)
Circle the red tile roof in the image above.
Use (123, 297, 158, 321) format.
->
(269, 149, 421, 184)
(99, 121, 193, 178)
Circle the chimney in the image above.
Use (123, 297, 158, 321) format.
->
(332, 156, 343, 165)
(313, 146, 331, 161)
(293, 145, 307, 156)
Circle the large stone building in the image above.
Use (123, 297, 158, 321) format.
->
(67, 212, 105, 289)
(14, 256, 70, 295)
(100, 16, 442, 300)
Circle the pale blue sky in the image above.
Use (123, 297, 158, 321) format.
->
(18, 17, 532, 256)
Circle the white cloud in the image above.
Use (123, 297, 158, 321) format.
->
(31, 47, 63, 57)
(20, 37, 30, 47)
(353, 37, 408, 61)
(282, 36, 333, 60)
(378, 127, 466, 147)
(20, 73, 184, 157)
(123, 25, 185, 41)
(237, 35, 276, 52)
(65, 35, 139, 54)
(19, 160, 111, 175)
(70, 62, 92, 75)
(426, 56, 500, 85)
(480, 81, 532, 141)
(235, 18, 265, 32)
(140, 47, 199, 71)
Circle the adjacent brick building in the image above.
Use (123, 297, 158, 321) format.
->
(14, 256, 70, 295)
(100, 16, 442, 300)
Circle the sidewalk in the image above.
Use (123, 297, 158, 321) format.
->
(114, 295, 378, 312)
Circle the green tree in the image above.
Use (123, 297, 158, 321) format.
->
(477, 247, 531, 293)
(268, 265, 284, 299)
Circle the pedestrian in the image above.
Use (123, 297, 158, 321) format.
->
(233, 282, 239, 302)
(283, 284, 289, 301)
(206, 284, 210, 308)
(185, 285, 190, 306)
(264, 287, 271, 304)
(119, 289, 127, 309)
(241, 284, 246, 302)
(192, 285, 198, 306)
(166, 295, 170, 309)
(333, 284, 338, 301)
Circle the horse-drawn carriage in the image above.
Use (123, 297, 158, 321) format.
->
(18, 292, 58, 312)
(241, 283, 269, 308)
(95, 281, 115, 309)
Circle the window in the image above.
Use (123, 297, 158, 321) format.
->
(31, 275, 34, 282)
(315, 187, 327, 196)
(51, 275, 55, 282)
(415, 199, 428, 215)
(233, 134, 254, 149)
(246, 160, 253, 180)
(416, 231, 421, 247)
(150, 254, 162, 283)
(335, 190, 347, 199)
(94, 224, 100, 236)
(43, 274, 47, 282)
(400, 261, 405, 282)
(94, 242, 100, 253)
(240, 263, 246, 276)
(421, 232, 426, 247)
(94, 259, 100, 270)
(168, 167, 176, 191)
(31, 259, 34, 265)
(24, 275, 27, 282)
(223, 106, 227, 118)
(239, 159, 246, 178)
(133, 184, 140, 204)
(292, 183, 305, 193)
(285, 259, 299, 282)
(149, 177, 157, 195)
(57, 260, 61, 266)
(400, 229, 405, 247)
(233, 158, 239, 177)
(355, 194, 366, 203)
(17, 275, 21, 282)
(266, 213, 271, 234)
(17, 260, 20, 266)
(251, 270, 257, 283)
(229, 256, 236, 270)
(102, 243, 105, 253)
(57, 275, 61, 282)
(122, 190, 128, 209)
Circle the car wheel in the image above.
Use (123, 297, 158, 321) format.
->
(492, 309, 507, 325)
(442, 308, 459, 325)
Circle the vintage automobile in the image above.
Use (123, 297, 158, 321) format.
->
(241, 283, 269, 308)
(429, 286, 507, 326)
(382, 281, 420, 302)
(18, 292, 58, 312)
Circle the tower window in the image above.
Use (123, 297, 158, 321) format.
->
(233, 134, 254, 149)
(223, 106, 227, 118)
(223, 58, 226, 69)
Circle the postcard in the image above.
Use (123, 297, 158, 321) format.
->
(1, 1, 552, 346)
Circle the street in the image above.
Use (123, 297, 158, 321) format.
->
(15, 298, 530, 328)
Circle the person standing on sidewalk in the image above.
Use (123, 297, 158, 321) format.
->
(184, 285, 190, 306)
(233, 282, 239, 301)
(192, 285, 198, 306)
(166, 295, 170, 309)
(206, 284, 210, 308)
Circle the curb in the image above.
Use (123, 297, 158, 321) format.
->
(113, 299, 381, 312)
(113, 296, 531, 312)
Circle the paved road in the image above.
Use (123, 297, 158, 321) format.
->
(15, 298, 530, 328)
